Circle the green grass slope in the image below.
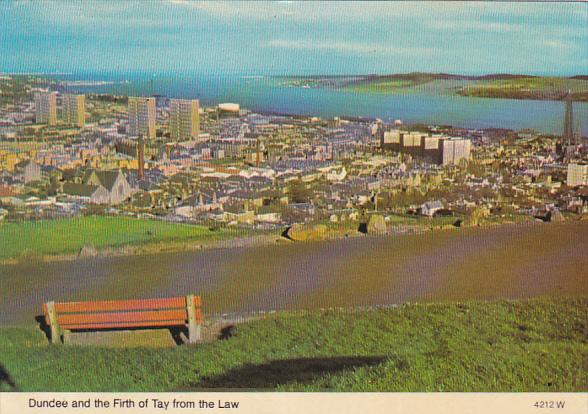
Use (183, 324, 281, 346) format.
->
(0, 216, 234, 260)
(457, 77, 588, 101)
(1, 298, 586, 392)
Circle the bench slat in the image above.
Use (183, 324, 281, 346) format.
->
(57, 310, 188, 326)
(54, 297, 191, 314)
(193, 295, 201, 307)
(58, 320, 188, 330)
(194, 308, 203, 323)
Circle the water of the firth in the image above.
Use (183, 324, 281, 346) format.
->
(55, 72, 588, 135)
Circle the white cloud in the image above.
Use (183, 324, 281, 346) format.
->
(168, 0, 315, 20)
(14, 2, 166, 29)
(167, 1, 585, 23)
(543, 40, 574, 50)
(428, 20, 524, 33)
(265, 39, 438, 57)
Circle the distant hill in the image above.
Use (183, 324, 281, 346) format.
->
(282, 73, 587, 81)
(279, 73, 588, 102)
(350, 72, 586, 82)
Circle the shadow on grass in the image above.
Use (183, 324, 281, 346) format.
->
(0, 363, 17, 391)
(188, 356, 387, 390)
(34, 315, 51, 342)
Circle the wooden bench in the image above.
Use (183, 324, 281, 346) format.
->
(42, 295, 202, 345)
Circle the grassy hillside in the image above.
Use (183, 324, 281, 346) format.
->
(1, 298, 586, 391)
(457, 76, 588, 101)
(0, 216, 236, 260)
(343, 73, 466, 94)
(282, 73, 588, 101)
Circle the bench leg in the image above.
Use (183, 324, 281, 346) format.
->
(186, 295, 201, 344)
(62, 329, 71, 344)
(191, 324, 201, 344)
(46, 301, 62, 344)
(179, 325, 201, 344)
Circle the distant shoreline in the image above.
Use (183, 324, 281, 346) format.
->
(277, 73, 588, 102)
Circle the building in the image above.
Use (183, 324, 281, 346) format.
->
(442, 138, 471, 166)
(382, 130, 437, 158)
(381, 130, 470, 165)
(128, 97, 156, 139)
(567, 163, 588, 187)
(423, 136, 442, 164)
(153, 94, 169, 108)
(563, 93, 574, 144)
(381, 130, 401, 151)
(34, 92, 57, 125)
(14, 160, 42, 183)
(169, 99, 200, 141)
(82, 169, 133, 204)
(62, 183, 110, 204)
(217, 103, 240, 118)
(421, 200, 443, 217)
(0, 185, 17, 204)
(62, 94, 85, 127)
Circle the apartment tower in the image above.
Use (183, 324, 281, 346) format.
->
(34, 92, 57, 126)
(567, 163, 588, 187)
(128, 97, 156, 139)
(169, 99, 200, 141)
(62, 94, 85, 127)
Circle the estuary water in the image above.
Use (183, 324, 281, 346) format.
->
(56, 72, 588, 136)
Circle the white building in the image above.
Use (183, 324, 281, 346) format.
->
(34, 92, 57, 125)
(442, 138, 471, 166)
(128, 97, 156, 139)
(421, 200, 443, 216)
(62, 94, 85, 127)
(567, 163, 588, 187)
(169, 99, 200, 141)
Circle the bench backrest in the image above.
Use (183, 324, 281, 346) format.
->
(43, 295, 202, 331)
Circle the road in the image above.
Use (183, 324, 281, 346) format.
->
(1, 221, 587, 325)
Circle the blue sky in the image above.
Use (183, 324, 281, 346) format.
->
(1, 1, 586, 75)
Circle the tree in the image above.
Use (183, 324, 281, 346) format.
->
(465, 206, 490, 226)
(288, 180, 313, 204)
(46, 176, 60, 196)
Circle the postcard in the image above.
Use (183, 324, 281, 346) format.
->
(0, 2, 586, 413)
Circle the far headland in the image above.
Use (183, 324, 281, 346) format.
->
(276, 73, 588, 102)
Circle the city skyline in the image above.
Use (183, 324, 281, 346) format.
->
(1, 1, 586, 76)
